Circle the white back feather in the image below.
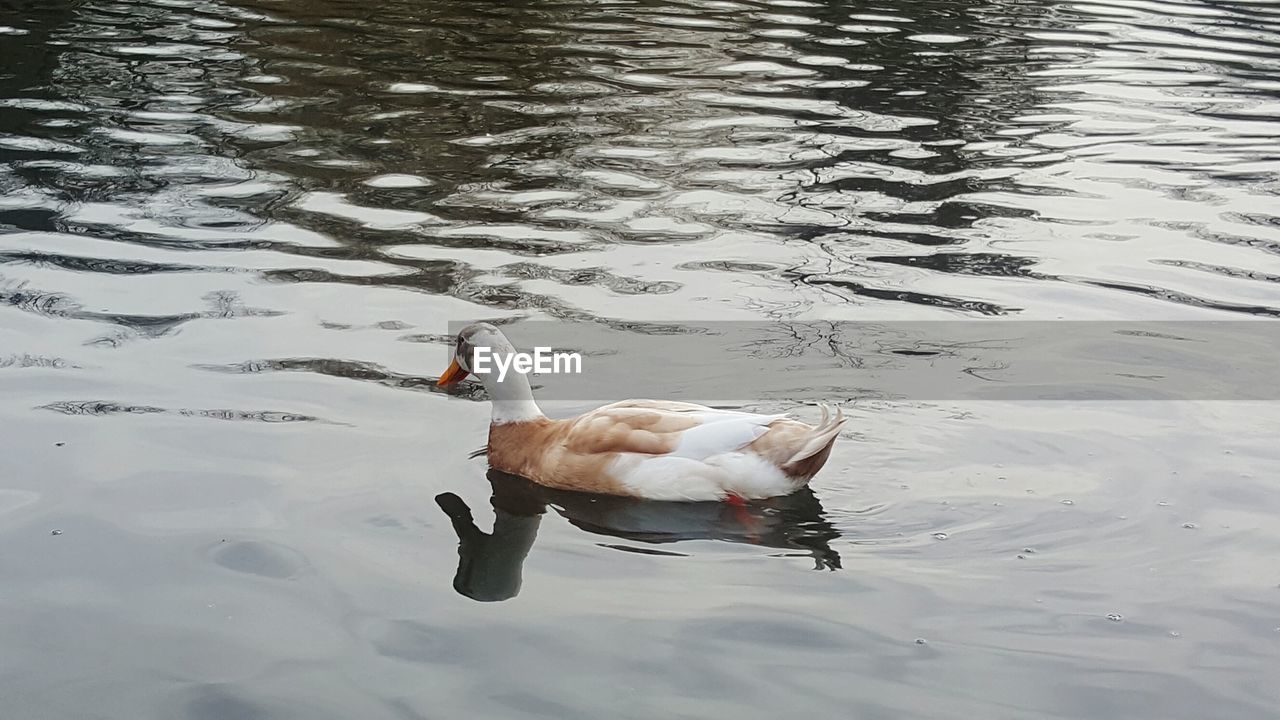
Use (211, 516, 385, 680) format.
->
(668, 413, 786, 460)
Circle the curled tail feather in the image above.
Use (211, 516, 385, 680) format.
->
(782, 404, 846, 480)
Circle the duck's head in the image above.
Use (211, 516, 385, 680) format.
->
(437, 322, 515, 387)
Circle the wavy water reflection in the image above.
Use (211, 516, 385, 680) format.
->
(3, 0, 1277, 324)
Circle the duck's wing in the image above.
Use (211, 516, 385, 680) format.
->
(555, 404, 785, 500)
(564, 402, 786, 458)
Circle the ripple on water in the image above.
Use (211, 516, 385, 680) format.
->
(362, 173, 433, 188)
(363, 619, 461, 665)
(209, 540, 310, 580)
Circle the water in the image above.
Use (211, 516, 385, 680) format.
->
(2, 0, 1279, 717)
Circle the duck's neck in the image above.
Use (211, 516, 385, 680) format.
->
(478, 370, 545, 425)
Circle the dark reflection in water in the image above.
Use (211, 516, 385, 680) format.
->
(2, 0, 1277, 321)
(437, 470, 841, 601)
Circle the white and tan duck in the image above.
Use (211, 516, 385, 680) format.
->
(437, 323, 846, 502)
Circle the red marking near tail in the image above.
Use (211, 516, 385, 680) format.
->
(724, 494, 761, 541)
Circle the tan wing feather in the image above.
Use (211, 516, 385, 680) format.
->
(487, 406, 702, 494)
(564, 406, 700, 455)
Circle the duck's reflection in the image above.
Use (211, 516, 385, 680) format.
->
(435, 470, 842, 602)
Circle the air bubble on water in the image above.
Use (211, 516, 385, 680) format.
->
(1060, 499, 1074, 506)
(1106, 613, 1123, 622)
(1158, 501, 1169, 507)
(932, 532, 949, 540)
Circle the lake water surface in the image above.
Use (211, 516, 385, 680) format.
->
(2, 0, 1279, 718)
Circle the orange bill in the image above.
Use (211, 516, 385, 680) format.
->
(437, 358, 469, 387)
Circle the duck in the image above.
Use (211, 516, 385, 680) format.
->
(436, 322, 846, 502)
